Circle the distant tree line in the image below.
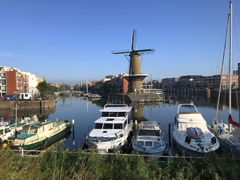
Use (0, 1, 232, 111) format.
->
(73, 82, 119, 94)
(37, 81, 71, 97)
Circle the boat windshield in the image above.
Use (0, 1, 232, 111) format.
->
(114, 123, 123, 129)
(103, 123, 113, 129)
(145, 141, 152, 146)
(28, 127, 38, 133)
(109, 112, 117, 117)
(137, 141, 144, 146)
(139, 130, 160, 136)
(179, 105, 197, 113)
(0, 129, 3, 135)
(102, 112, 126, 117)
(102, 112, 109, 117)
(154, 142, 161, 147)
(94, 123, 103, 129)
(5, 128, 11, 133)
(118, 112, 126, 117)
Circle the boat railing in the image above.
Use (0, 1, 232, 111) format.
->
(104, 104, 128, 108)
(177, 104, 198, 113)
(9, 149, 238, 162)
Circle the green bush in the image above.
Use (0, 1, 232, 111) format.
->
(0, 149, 240, 180)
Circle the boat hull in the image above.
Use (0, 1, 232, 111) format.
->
(217, 135, 240, 154)
(86, 124, 133, 152)
(172, 124, 219, 154)
(14, 124, 71, 150)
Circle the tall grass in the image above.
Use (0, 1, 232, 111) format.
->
(0, 149, 240, 180)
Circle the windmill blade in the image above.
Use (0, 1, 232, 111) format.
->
(111, 50, 131, 54)
(131, 29, 136, 51)
(135, 49, 155, 53)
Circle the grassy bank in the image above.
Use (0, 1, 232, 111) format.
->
(0, 149, 240, 180)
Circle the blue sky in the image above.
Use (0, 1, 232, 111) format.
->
(0, 0, 240, 84)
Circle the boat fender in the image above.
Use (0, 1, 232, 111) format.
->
(185, 136, 191, 144)
(211, 137, 216, 144)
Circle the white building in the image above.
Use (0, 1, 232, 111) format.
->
(21, 72, 38, 96)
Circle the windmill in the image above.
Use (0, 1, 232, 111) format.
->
(112, 29, 154, 93)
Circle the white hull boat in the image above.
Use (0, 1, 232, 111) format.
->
(85, 104, 133, 152)
(172, 104, 219, 154)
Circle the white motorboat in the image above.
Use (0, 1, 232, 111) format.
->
(172, 104, 219, 153)
(85, 104, 133, 152)
(0, 126, 14, 143)
(132, 121, 166, 155)
(212, 0, 240, 154)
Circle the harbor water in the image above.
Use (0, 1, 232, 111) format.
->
(1, 95, 239, 153)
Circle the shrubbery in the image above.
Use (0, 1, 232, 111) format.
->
(0, 149, 240, 180)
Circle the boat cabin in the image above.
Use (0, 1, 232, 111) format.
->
(174, 104, 207, 131)
(89, 104, 132, 137)
(135, 139, 162, 148)
(23, 121, 54, 134)
(0, 126, 14, 142)
(0, 126, 13, 136)
(94, 118, 128, 130)
(96, 104, 132, 130)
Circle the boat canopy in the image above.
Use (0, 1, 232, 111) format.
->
(140, 121, 160, 130)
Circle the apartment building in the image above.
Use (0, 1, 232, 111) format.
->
(162, 78, 179, 89)
(0, 66, 42, 97)
(162, 74, 238, 90)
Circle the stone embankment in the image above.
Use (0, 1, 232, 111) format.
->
(0, 99, 56, 110)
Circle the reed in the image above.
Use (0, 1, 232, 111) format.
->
(0, 149, 240, 180)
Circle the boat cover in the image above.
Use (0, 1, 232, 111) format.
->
(228, 114, 240, 128)
(186, 127, 203, 139)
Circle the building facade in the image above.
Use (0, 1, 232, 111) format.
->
(162, 74, 238, 90)
(0, 66, 42, 97)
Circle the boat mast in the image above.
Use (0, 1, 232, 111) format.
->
(229, 0, 232, 115)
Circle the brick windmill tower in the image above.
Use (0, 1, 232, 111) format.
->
(112, 30, 154, 94)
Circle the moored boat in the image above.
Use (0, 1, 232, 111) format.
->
(212, 0, 240, 154)
(172, 104, 219, 154)
(0, 126, 14, 143)
(132, 121, 166, 155)
(85, 104, 133, 152)
(11, 120, 71, 150)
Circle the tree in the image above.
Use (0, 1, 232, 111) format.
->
(37, 81, 49, 97)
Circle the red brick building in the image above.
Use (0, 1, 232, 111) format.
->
(6, 71, 18, 95)
(5, 71, 29, 95)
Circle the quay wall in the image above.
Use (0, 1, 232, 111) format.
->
(0, 100, 56, 110)
(108, 93, 162, 103)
